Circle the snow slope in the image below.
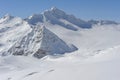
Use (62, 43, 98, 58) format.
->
(0, 44, 120, 80)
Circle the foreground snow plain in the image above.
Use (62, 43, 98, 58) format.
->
(0, 23, 120, 80)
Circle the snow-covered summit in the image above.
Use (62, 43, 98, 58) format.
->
(0, 14, 14, 23)
(26, 7, 92, 31)
(0, 16, 32, 54)
(6, 25, 77, 58)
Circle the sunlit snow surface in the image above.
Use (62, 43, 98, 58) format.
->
(0, 24, 120, 80)
(0, 8, 120, 80)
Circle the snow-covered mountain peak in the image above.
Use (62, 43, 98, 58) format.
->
(26, 7, 92, 30)
(50, 6, 58, 10)
(6, 25, 77, 58)
(3, 14, 14, 19)
(43, 6, 65, 14)
(0, 14, 14, 23)
(0, 14, 26, 25)
(0, 15, 32, 54)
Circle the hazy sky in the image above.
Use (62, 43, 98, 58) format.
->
(0, 0, 120, 21)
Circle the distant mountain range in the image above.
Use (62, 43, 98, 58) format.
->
(0, 7, 119, 58)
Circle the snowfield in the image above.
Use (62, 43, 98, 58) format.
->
(0, 45, 120, 80)
(0, 7, 120, 80)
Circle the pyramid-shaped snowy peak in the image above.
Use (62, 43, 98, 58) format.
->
(7, 25, 77, 58)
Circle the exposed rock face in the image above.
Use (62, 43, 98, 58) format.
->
(6, 25, 77, 58)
